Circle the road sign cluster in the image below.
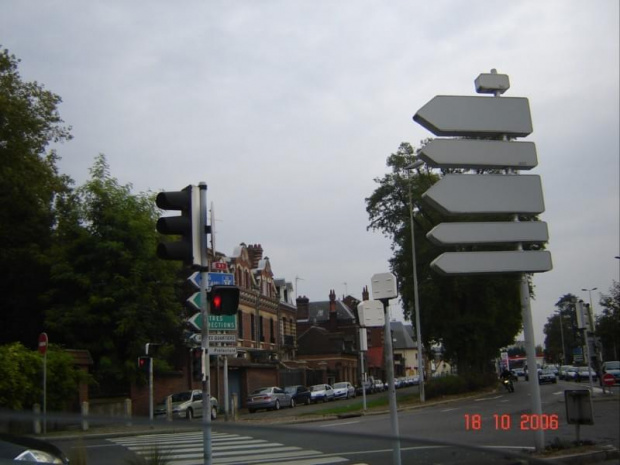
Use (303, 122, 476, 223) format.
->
(413, 71, 552, 275)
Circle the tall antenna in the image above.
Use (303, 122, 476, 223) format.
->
(295, 276, 304, 300)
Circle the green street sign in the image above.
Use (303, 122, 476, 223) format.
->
(188, 313, 236, 331)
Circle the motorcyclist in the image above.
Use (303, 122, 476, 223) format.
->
(500, 368, 512, 380)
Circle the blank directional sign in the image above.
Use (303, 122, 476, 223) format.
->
(427, 222, 549, 246)
(357, 300, 385, 327)
(431, 251, 552, 275)
(413, 96, 533, 137)
(422, 174, 545, 215)
(371, 273, 398, 300)
(419, 139, 538, 170)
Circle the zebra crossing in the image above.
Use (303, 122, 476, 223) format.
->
(109, 430, 350, 465)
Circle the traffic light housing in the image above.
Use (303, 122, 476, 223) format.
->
(138, 356, 151, 372)
(191, 348, 203, 381)
(209, 285, 240, 315)
(155, 185, 202, 266)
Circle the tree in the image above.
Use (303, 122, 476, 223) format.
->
(44, 155, 185, 394)
(0, 48, 73, 346)
(596, 281, 619, 361)
(366, 143, 524, 375)
(543, 293, 580, 365)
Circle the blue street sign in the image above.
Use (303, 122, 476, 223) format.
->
(188, 272, 234, 290)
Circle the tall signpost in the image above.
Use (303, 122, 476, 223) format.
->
(413, 70, 552, 451)
(357, 300, 385, 411)
(371, 273, 401, 465)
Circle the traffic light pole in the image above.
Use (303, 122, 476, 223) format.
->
(199, 182, 212, 465)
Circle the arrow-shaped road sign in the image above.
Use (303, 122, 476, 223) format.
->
(188, 272, 234, 290)
(418, 139, 538, 170)
(431, 250, 552, 275)
(413, 95, 533, 137)
(427, 222, 549, 246)
(422, 174, 545, 215)
(188, 313, 237, 331)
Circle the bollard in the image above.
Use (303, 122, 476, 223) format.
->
(81, 401, 89, 431)
(231, 393, 238, 421)
(166, 395, 173, 422)
(33, 403, 41, 435)
(125, 398, 132, 426)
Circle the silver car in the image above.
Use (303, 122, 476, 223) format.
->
(332, 382, 355, 399)
(247, 386, 294, 413)
(309, 384, 335, 403)
(154, 390, 218, 420)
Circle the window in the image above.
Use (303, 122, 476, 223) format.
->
(251, 314, 255, 340)
(238, 311, 243, 339)
(259, 316, 264, 341)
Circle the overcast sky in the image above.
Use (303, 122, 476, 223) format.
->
(3, 0, 618, 345)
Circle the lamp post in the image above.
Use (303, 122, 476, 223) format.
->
(405, 159, 425, 403)
(556, 310, 566, 363)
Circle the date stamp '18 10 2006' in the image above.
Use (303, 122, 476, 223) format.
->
(465, 414, 559, 431)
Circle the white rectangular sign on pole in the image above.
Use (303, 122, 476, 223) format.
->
(422, 174, 545, 215)
(209, 346, 238, 356)
(413, 95, 533, 137)
(430, 251, 552, 275)
(419, 139, 538, 170)
(426, 222, 549, 246)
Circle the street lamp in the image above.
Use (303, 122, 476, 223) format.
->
(556, 309, 566, 363)
(405, 159, 425, 403)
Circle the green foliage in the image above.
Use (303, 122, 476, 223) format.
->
(366, 142, 524, 375)
(596, 281, 619, 361)
(543, 294, 581, 364)
(0, 343, 87, 410)
(425, 373, 497, 400)
(44, 154, 185, 393)
(0, 47, 73, 346)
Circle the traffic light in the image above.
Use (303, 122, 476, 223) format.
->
(138, 356, 151, 372)
(155, 185, 202, 266)
(209, 285, 240, 315)
(192, 348, 203, 381)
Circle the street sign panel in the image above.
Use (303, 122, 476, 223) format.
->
(413, 95, 533, 137)
(430, 250, 552, 275)
(357, 300, 385, 327)
(38, 332, 48, 355)
(371, 273, 398, 300)
(188, 272, 234, 290)
(209, 346, 237, 356)
(419, 139, 538, 170)
(427, 222, 549, 246)
(188, 313, 237, 331)
(422, 174, 545, 215)
(208, 334, 237, 343)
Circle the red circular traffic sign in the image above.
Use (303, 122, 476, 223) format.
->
(38, 332, 48, 355)
(603, 373, 615, 387)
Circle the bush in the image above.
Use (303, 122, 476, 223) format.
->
(425, 373, 497, 400)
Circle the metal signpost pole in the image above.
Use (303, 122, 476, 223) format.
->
(406, 161, 426, 402)
(199, 182, 212, 465)
(382, 299, 401, 465)
(413, 70, 552, 452)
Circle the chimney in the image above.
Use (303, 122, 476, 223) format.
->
(296, 295, 310, 320)
(248, 244, 263, 269)
(362, 285, 369, 301)
(329, 290, 338, 330)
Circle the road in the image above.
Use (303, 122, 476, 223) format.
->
(49, 380, 618, 464)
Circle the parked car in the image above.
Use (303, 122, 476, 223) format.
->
(247, 386, 294, 413)
(284, 385, 312, 405)
(576, 367, 598, 382)
(309, 384, 335, 403)
(564, 367, 579, 381)
(333, 381, 356, 399)
(373, 379, 385, 392)
(538, 368, 557, 384)
(356, 380, 374, 396)
(154, 390, 218, 420)
(601, 361, 620, 384)
(558, 365, 574, 380)
(512, 368, 525, 378)
(0, 433, 69, 464)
